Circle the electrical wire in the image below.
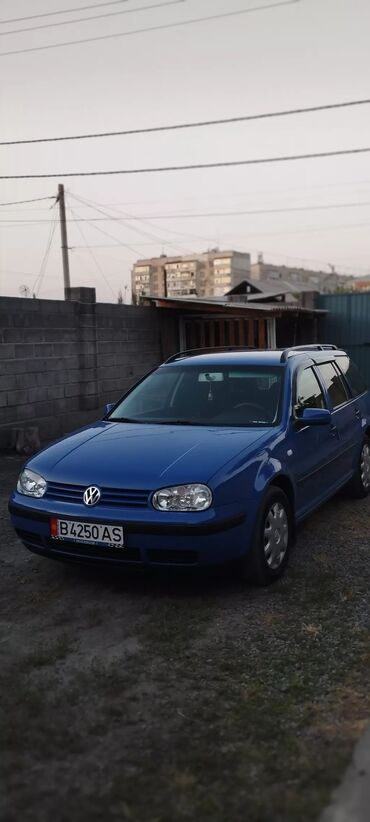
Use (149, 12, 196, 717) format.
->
(69, 191, 197, 253)
(2, 97, 368, 146)
(72, 191, 183, 244)
(96, 199, 370, 220)
(0, 0, 135, 25)
(70, 247, 132, 299)
(69, 205, 118, 297)
(2, 146, 370, 179)
(70, 247, 126, 285)
(67, 203, 146, 256)
(3, 177, 370, 209)
(32, 214, 58, 296)
(0, 196, 55, 206)
(0, 1, 301, 58)
(4, 198, 370, 223)
(211, 221, 370, 239)
(86, 194, 218, 244)
(1, 0, 184, 38)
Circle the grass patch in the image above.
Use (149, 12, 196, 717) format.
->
(19, 633, 74, 670)
(1, 463, 370, 822)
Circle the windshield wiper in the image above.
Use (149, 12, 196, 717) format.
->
(109, 417, 146, 423)
(156, 419, 207, 425)
(110, 417, 206, 426)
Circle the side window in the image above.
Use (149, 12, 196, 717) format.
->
(296, 367, 325, 412)
(317, 362, 349, 409)
(336, 356, 367, 396)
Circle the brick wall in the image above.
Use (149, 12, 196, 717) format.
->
(0, 288, 165, 448)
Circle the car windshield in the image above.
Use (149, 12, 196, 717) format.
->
(108, 365, 284, 427)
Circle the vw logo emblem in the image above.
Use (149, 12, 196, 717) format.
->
(83, 486, 101, 506)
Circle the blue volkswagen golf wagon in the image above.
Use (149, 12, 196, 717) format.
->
(9, 345, 370, 585)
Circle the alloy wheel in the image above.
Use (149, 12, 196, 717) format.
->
(360, 443, 370, 490)
(263, 502, 289, 570)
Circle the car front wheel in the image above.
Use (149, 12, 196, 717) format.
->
(243, 487, 292, 586)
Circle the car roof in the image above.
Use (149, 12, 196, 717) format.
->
(161, 348, 347, 368)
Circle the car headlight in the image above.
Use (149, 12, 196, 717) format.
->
(152, 484, 212, 512)
(17, 469, 47, 498)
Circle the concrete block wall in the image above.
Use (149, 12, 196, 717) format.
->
(0, 289, 163, 448)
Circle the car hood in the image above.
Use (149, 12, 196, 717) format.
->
(28, 421, 273, 489)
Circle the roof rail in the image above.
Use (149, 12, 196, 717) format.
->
(280, 344, 338, 363)
(165, 346, 255, 364)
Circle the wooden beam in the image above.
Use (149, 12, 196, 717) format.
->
(258, 319, 267, 347)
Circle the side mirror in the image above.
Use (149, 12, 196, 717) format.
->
(296, 407, 331, 427)
(104, 403, 115, 416)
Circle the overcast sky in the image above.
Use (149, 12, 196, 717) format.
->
(1, 0, 370, 302)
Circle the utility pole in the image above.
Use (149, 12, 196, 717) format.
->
(163, 265, 168, 297)
(57, 183, 71, 296)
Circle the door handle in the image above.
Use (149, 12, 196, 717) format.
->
(355, 408, 361, 420)
(330, 424, 339, 439)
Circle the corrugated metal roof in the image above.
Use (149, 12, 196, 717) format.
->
(142, 295, 326, 315)
(226, 278, 319, 297)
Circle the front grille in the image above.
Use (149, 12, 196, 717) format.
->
(46, 538, 141, 562)
(147, 548, 198, 565)
(45, 482, 149, 508)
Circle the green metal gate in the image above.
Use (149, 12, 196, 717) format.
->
(318, 292, 370, 387)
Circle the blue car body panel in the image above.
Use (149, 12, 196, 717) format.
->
(8, 348, 370, 569)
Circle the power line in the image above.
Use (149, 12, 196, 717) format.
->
(99, 199, 370, 220)
(70, 191, 172, 243)
(0, 196, 55, 206)
(63, 245, 370, 275)
(67, 198, 146, 256)
(90, 195, 218, 245)
(63, 220, 370, 242)
(69, 205, 117, 297)
(2, 97, 369, 146)
(69, 191, 201, 252)
(4, 198, 370, 223)
(32, 214, 58, 296)
(0, 0, 133, 25)
(1, 0, 184, 38)
(73, 217, 143, 255)
(0, 1, 300, 58)
(2, 146, 370, 179)
(216, 221, 370, 239)
(3, 178, 370, 209)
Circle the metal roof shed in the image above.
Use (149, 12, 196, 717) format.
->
(140, 296, 326, 360)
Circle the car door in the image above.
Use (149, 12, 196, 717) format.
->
(289, 364, 342, 518)
(315, 360, 362, 479)
(336, 354, 370, 435)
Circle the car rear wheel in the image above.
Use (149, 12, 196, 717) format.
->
(243, 487, 292, 586)
(347, 436, 370, 498)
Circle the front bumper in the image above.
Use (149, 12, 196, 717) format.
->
(8, 495, 248, 568)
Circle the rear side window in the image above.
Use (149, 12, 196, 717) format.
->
(336, 356, 368, 396)
(317, 362, 349, 409)
(296, 367, 325, 411)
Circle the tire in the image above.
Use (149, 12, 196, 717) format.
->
(347, 436, 370, 499)
(242, 487, 292, 586)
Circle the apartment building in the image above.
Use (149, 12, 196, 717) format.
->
(250, 253, 353, 293)
(131, 250, 251, 301)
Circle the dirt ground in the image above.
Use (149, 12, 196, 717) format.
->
(1, 453, 370, 822)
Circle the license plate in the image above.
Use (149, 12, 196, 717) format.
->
(50, 518, 124, 548)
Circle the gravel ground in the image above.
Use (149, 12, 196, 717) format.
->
(1, 453, 370, 822)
